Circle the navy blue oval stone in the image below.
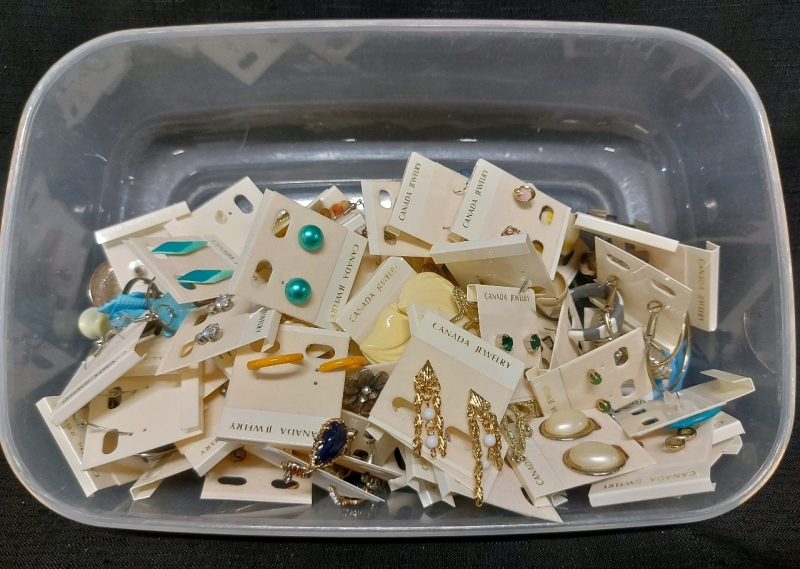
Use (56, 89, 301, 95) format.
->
(317, 420, 348, 463)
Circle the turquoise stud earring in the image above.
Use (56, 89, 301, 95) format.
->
(285, 278, 312, 305)
(298, 225, 324, 252)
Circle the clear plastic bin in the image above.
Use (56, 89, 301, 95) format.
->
(0, 20, 793, 536)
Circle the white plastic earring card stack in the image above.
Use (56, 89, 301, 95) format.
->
(37, 156, 753, 521)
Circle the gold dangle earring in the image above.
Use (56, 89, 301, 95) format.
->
(412, 360, 446, 459)
(467, 389, 503, 506)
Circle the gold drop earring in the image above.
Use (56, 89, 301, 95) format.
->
(412, 360, 446, 459)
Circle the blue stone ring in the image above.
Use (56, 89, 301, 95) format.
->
(281, 418, 354, 483)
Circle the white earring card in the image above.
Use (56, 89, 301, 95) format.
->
(636, 241, 720, 332)
(486, 462, 563, 522)
(174, 388, 240, 476)
(361, 181, 432, 257)
(37, 397, 149, 497)
(50, 320, 148, 426)
(201, 446, 312, 504)
(217, 325, 350, 447)
(537, 329, 650, 413)
(126, 333, 174, 377)
(549, 294, 584, 369)
(595, 239, 692, 352)
(124, 235, 239, 305)
(165, 177, 263, 256)
(449, 159, 571, 280)
(430, 234, 557, 297)
(528, 409, 656, 492)
(505, 426, 565, 503)
(472, 284, 541, 370)
(251, 445, 382, 503)
(95, 202, 191, 290)
(334, 257, 416, 344)
(613, 370, 754, 437)
(588, 421, 715, 507)
(81, 374, 204, 469)
(573, 213, 679, 253)
(368, 311, 524, 494)
(130, 451, 193, 501)
(431, 458, 563, 521)
(385, 153, 468, 246)
(227, 188, 367, 327)
(157, 302, 279, 374)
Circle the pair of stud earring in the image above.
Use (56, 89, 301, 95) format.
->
(538, 408, 628, 476)
(495, 333, 542, 354)
(282, 223, 325, 306)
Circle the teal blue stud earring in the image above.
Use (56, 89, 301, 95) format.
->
(285, 278, 312, 305)
(298, 225, 324, 252)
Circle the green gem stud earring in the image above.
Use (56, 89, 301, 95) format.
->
(523, 333, 541, 353)
(588, 369, 603, 385)
(495, 334, 514, 352)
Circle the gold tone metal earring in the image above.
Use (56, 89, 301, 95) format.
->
(467, 389, 503, 507)
(412, 360, 447, 460)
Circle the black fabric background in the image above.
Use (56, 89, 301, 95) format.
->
(1, 1, 798, 567)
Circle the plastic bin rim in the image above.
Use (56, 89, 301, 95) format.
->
(0, 19, 794, 536)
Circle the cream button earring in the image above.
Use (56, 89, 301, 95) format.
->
(538, 409, 600, 440)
